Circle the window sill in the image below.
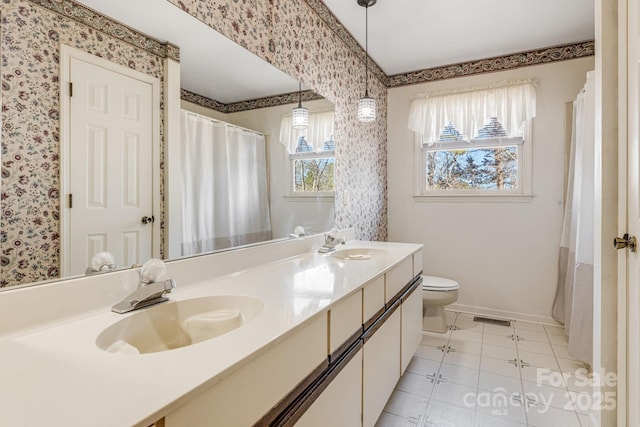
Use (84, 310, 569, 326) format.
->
(289, 150, 335, 160)
(413, 193, 533, 203)
(284, 194, 335, 202)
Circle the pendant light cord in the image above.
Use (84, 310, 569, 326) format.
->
(365, 4, 369, 97)
(298, 82, 302, 108)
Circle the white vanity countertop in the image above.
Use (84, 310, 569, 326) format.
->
(0, 240, 422, 427)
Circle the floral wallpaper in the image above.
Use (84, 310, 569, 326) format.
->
(168, 0, 390, 243)
(29, 0, 180, 61)
(1, 0, 391, 288)
(303, 0, 388, 86)
(1, 0, 167, 287)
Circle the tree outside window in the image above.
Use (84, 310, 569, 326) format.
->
(424, 118, 523, 192)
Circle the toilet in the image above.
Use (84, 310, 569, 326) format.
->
(422, 275, 460, 333)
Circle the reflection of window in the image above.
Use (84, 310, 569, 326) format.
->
(408, 81, 536, 197)
(280, 111, 335, 195)
(293, 155, 335, 192)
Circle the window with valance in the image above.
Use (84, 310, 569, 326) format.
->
(279, 111, 335, 194)
(408, 80, 536, 197)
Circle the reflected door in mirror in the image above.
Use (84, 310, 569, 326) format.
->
(66, 55, 154, 275)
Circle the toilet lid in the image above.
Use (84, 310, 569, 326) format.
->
(421, 275, 459, 291)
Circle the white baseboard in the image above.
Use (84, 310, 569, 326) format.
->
(447, 303, 563, 326)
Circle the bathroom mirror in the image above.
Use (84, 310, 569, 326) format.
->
(0, 0, 335, 289)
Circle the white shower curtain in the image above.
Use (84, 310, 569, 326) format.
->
(180, 111, 272, 256)
(552, 71, 595, 366)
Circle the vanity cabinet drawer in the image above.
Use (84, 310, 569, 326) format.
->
(413, 250, 423, 276)
(363, 275, 385, 327)
(385, 257, 413, 303)
(329, 290, 362, 357)
(164, 314, 327, 427)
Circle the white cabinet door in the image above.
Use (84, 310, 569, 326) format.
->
(362, 309, 401, 427)
(401, 287, 423, 374)
(295, 349, 363, 427)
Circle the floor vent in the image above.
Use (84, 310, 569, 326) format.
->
(473, 316, 511, 327)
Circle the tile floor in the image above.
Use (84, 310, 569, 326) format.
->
(376, 311, 600, 427)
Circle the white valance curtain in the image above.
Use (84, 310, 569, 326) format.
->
(180, 111, 272, 256)
(552, 71, 595, 366)
(408, 80, 537, 144)
(279, 110, 335, 152)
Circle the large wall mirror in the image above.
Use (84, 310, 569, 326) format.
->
(0, 0, 335, 290)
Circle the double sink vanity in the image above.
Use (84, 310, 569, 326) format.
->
(0, 231, 423, 426)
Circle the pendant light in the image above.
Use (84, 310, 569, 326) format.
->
(357, 0, 377, 123)
(292, 82, 309, 129)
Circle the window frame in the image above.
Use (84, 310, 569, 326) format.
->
(413, 121, 533, 202)
(286, 149, 336, 199)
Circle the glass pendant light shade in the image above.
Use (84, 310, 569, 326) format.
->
(292, 82, 309, 129)
(292, 104, 309, 129)
(357, 94, 376, 123)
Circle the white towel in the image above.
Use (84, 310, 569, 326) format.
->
(106, 340, 140, 355)
(182, 309, 243, 343)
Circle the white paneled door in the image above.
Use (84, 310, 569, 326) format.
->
(64, 52, 155, 276)
(625, 0, 640, 424)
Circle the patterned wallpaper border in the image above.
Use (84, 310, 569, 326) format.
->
(181, 40, 595, 112)
(387, 40, 596, 87)
(28, 0, 181, 61)
(28, 0, 595, 104)
(181, 88, 325, 114)
(180, 89, 227, 112)
(301, 2, 595, 91)
(227, 90, 325, 113)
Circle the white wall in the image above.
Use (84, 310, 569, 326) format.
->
(182, 99, 335, 239)
(387, 57, 595, 322)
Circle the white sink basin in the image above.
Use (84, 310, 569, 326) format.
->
(330, 248, 387, 260)
(96, 296, 263, 355)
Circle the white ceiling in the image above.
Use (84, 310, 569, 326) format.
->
(322, 0, 595, 75)
(74, 0, 594, 102)
(75, 0, 302, 104)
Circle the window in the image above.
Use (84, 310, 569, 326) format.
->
(424, 118, 526, 191)
(408, 80, 536, 200)
(280, 111, 335, 196)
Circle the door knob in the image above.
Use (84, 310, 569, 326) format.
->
(614, 233, 636, 252)
(141, 215, 155, 225)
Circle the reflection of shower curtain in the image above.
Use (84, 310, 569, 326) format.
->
(552, 71, 595, 366)
(180, 111, 272, 256)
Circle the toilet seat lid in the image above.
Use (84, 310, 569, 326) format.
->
(421, 275, 460, 291)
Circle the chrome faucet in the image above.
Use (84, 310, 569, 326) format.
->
(111, 258, 175, 314)
(111, 278, 176, 314)
(318, 233, 346, 253)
